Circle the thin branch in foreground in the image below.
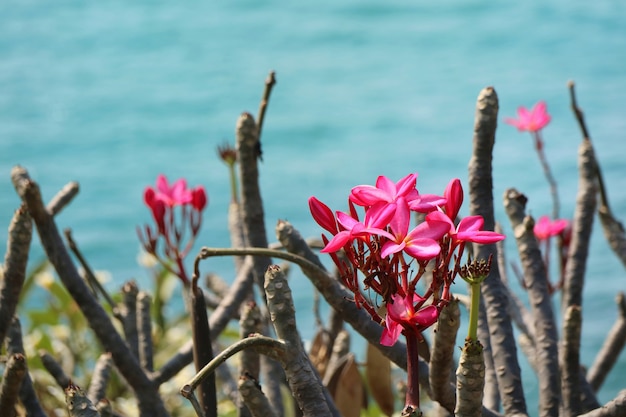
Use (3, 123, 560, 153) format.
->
(238, 375, 277, 417)
(0, 352, 27, 417)
(256, 70, 277, 153)
(39, 350, 71, 389)
(46, 180, 80, 216)
(88, 352, 113, 405)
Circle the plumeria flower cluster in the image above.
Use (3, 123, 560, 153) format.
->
(137, 174, 207, 285)
(309, 173, 505, 346)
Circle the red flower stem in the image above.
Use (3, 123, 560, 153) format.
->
(404, 329, 422, 413)
(532, 131, 560, 220)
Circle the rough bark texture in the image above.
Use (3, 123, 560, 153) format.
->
(429, 299, 461, 412)
(264, 265, 336, 417)
(0, 205, 32, 346)
(239, 376, 277, 417)
(561, 139, 597, 311)
(66, 383, 101, 417)
(39, 350, 71, 389)
(239, 302, 263, 417)
(467, 87, 528, 416)
(190, 284, 217, 417)
(455, 339, 485, 417)
(504, 189, 560, 417)
(87, 352, 112, 405)
(137, 291, 154, 372)
(0, 353, 27, 417)
(561, 305, 583, 417)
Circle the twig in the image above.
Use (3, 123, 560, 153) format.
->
(6, 316, 47, 417)
(182, 334, 286, 397)
(238, 375, 277, 417)
(190, 271, 217, 417)
(66, 382, 101, 417)
(578, 389, 626, 417)
(151, 257, 255, 386)
(264, 265, 335, 416)
(46, 180, 79, 216)
(11, 166, 169, 417)
(121, 281, 140, 360)
(561, 104, 598, 311)
(88, 352, 113, 405)
(429, 299, 460, 412)
(236, 112, 272, 290)
(0, 353, 27, 417)
(64, 231, 121, 320)
(586, 292, 626, 391)
(468, 86, 528, 416)
(236, 111, 284, 416)
(39, 350, 71, 389)
(137, 291, 154, 372)
(503, 189, 560, 417)
(569, 81, 626, 269)
(0, 204, 32, 346)
(561, 305, 583, 416)
(256, 70, 277, 150)
(239, 302, 263, 417)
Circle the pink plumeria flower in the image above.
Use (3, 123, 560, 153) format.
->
(427, 211, 505, 245)
(504, 101, 551, 133)
(321, 203, 396, 253)
(381, 198, 449, 260)
(534, 215, 569, 241)
(152, 174, 194, 207)
(350, 173, 419, 207)
(380, 293, 439, 346)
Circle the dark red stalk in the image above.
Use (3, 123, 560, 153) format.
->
(403, 329, 422, 416)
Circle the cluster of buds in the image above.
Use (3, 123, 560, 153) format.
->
(138, 174, 207, 285)
(309, 173, 505, 346)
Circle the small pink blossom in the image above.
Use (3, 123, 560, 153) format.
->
(380, 293, 439, 346)
(504, 101, 551, 133)
(534, 215, 569, 241)
(152, 174, 194, 207)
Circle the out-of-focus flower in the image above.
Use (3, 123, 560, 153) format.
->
(534, 215, 569, 240)
(504, 101, 551, 132)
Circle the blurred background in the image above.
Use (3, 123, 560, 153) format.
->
(1, 0, 625, 411)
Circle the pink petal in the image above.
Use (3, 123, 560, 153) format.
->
(381, 241, 406, 258)
(394, 173, 417, 198)
(457, 230, 505, 244)
(412, 305, 439, 327)
(156, 174, 169, 194)
(375, 175, 396, 198)
(350, 185, 390, 206)
(404, 238, 441, 260)
(380, 318, 402, 346)
(321, 231, 352, 253)
(408, 193, 447, 213)
(388, 198, 410, 237)
(336, 211, 359, 230)
(365, 202, 397, 229)
(457, 216, 485, 233)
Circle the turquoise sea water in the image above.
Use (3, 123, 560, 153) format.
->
(2, 0, 625, 412)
